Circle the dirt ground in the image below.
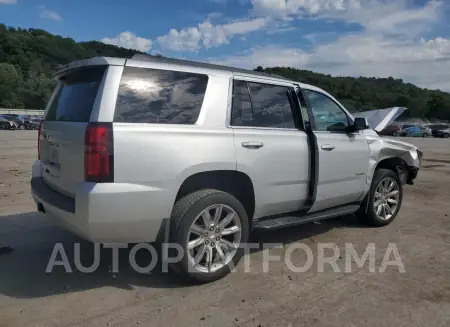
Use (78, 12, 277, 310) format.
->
(0, 131, 449, 327)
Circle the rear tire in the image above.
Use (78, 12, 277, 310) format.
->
(444, 133, 450, 138)
(422, 133, 429, 138)
(169, 189, 249, 283)
(19, 124, 26, 130)
(356, 169, 403, 227)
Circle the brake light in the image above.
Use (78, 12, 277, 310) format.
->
(84, 123, 113, 182)
(38, 121, 43, 159)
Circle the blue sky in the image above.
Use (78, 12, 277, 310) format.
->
(1, 0, 450, 91)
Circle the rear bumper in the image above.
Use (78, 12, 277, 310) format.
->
(31, 160, 171, 243)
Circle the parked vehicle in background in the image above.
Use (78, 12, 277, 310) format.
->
(0, 116, 16, 130)
(31, 55, 422, 283)
(435, 127, 450, 138)
(1, 114, 34, 130)
(399, 124, 416, 130)
(379, 123, 401, 136)
(395, 125, 431, 137)
(428, 124, 450, 137)
(28, 117, 42, 129)
(0, 115, 20, 129)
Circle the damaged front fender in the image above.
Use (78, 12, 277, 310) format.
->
(363, 130, 421, 196)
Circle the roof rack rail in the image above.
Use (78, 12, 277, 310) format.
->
(129, 54, 289, 80)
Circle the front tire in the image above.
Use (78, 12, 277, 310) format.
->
(356, 169, 403, 227)
(169, 189, 249, 283)
(443, 133, 450, 138)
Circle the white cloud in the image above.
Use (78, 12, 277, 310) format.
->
(251, 0, 442, 37)
(210, 34, 450, 91)
(0, 0, 17, 4)
(102, 31, 152, 52)
(207, 0, 450, 91)
(250, 0, 361, 17)
(38, 6, 63, 21)
(157, 17, 268, 51)
(333, 0, 442, 37)
(207, 12, 224, 20)
(266, 26, 297, 34)
(210, 45, 310, 68)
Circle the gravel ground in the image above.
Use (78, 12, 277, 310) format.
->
(0, 131, 449, 327)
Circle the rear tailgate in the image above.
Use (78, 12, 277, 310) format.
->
(40, 65, 107, 197)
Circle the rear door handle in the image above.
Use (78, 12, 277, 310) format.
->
(321, 144, 335, 151)
(241, 141, 264, 149)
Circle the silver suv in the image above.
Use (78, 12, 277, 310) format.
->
(31, 54, 422, 282)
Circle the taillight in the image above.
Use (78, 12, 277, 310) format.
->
(84, 123, 114, 183)
(38, 121, 43, 159)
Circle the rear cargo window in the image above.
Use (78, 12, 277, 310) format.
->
(114, 67, 208, 124)
(45, 66, 106, 122)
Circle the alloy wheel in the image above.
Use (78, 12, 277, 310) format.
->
(373, 177, 400, 220)
(186, 204, 242, 273)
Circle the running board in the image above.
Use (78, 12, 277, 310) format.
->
(253, 205, 360, 231)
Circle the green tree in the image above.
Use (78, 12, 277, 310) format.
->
(0, 62, 22, 107)
(426, 94, 448, 120)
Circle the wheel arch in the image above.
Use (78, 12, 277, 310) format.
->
(174, 170, 256, 223)
(373, 156, 410, 185)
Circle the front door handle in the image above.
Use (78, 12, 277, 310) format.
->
(321, 144, 335, 151)
(242, 141, 264, 149)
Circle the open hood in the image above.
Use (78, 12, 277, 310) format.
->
(352, 107, 407, 132)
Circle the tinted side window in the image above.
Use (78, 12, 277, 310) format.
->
(114, 67, 208, 124)
(304, 90, 349, 132)
(248, 82, 295, 128)
(231, 80, 254, 126)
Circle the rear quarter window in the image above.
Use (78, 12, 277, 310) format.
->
(45, 66, 106, 122)
(114, 67, 209, 124)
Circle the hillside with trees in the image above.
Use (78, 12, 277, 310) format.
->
(256, 66, 450, 121)
(0, 24, 141, 109)
(0, 24, 449, 120)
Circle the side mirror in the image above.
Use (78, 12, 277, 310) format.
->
(353, 117, 369, 131)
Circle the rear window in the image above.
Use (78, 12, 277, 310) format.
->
(114, 67, 208, 124)
(45, 66, 106, 122)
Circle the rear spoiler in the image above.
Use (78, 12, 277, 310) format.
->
(53, 57, 126, 79)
